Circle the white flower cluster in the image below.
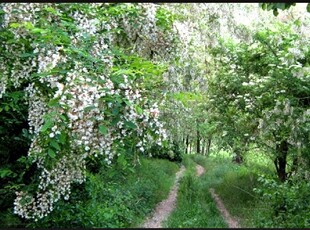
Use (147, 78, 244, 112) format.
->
(25, 84, 48, 134)
(0, 38, 33, 97)
(34, 46, 65, 74)
(113, 3, 176, 60)
(70, 10, 99, 38)
(2, 3, 170, 220)
(0, 74, 8, 99)
(2, 3, 42, 28)
(14, 154, 85, 220)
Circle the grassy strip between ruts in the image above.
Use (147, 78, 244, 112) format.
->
(164, 154, 227, 228)
(189, 152, 274, 228)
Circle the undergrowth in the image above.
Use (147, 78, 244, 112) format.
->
(1, 156, 179, 228)
(190, 151, 276, 228)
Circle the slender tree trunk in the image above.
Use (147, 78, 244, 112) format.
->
(201, 139, 205, 156)
(274, 140, 288, 182)
(196, 119, 200, 154)
(186, 135, 189, 154)
(196, 130, 200, 154)
(206, 138, 212, 155)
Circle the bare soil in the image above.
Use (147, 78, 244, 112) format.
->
(142, 165, 185, 228)
(142, 163, 240, 228)
(196, 164, 205, 176)
(209, 188, 240, 228)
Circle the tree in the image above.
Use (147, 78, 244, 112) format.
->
(207, 21, 310, 181)
(0, 3, 176, 220)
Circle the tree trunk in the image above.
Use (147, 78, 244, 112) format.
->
(201, 139, 205, 155)
(274, 140, 288, 182)
(196, 119, 200, 154)
(196, 130, 200, 154)
(186, 135, 189, 154)
(206, 138, 211, 155)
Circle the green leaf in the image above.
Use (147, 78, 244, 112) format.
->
(84, 105, 96, 112)
(260, 3, 266, 10)
(48, 148, 56, 158)
(124, 100, 132, 106)
(59, 132, 66, 144)
(124, 121, 137, 129)
(136, 106, 143, 115)
(273, 9, 279, 16)
(111, 116, 120, 126)
(0, 168, 13, 178)
(276, 3, 286, 10)
(31, 28, 45, 34)
(267, 4, 274, 11)
(23, 22, 34, 30)
(60, 114, 67, 122)
(50, 139, 61, 151)
(48, 98, 59, 107)
(45, 6, 59, 15)
(117, 154, 127, 167)
(99, 125, 108, 135)
(19, 52, 35, 58)
(9, 23, 20, 29)
(112, 107, 119, 115)
(307, 3, 310, 12)
(41, 119, 53, 132)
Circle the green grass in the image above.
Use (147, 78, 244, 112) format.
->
(164, 155, 227, 228)
(190, 151, 274, 228)
(6, 156, 179, 228)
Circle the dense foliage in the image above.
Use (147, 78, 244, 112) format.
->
(0, 2, 309, 228)
(0, 3, 179, 225)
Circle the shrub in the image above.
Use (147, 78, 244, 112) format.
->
(254, 175, 310, 228)
(146, 140, 183, 162)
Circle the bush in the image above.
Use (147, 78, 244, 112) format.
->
(254, 175, 310, 228)
(25, 157, 179, 228)
(146, 141, 183, 162)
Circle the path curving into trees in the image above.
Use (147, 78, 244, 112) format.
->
(142, 163, 207, 228)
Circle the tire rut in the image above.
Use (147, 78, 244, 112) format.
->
(142, 165, 185, 228)
(209, 188, 240, 228)
(195, 163, 240, 228)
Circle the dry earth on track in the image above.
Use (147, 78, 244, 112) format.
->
(142, 163, 240, 228)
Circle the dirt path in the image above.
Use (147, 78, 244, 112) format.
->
(143, 163, 238, 229)
(142, 165, 185, 228)
(196, 164, 205, 176)
(196, 163, 240, 228)
(209, 188, 240, 228)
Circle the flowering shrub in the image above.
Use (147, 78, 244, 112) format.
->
(0, 3, 176, 220)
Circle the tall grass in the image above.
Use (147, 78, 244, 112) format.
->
(191, 150, 275, 227)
